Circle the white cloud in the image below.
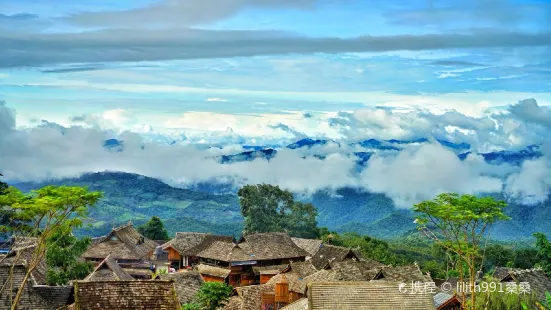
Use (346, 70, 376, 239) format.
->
(2, 98, 551, 208)
(206, 98, 228, 102)
(359, 144, 503, 207)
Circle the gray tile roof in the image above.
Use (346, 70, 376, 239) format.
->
(501, 268, 551, 302)
(162, 232, 234, 257)
(433, 292, 456, 308)
(73, 280, 179, 310)
(291, 238, 323, 256)
(0, 265, 52, 310)
(280, 298, 308, 310)
(241, 232, 310, 261)
(307, 281, 436, 310)
(289, 261, 318, 278)
(379, 264, 431, 283)
(33, 285, 73, 309)
(84, 255, 134, 281)
(2, 238, 48, 285)
(492, 266, 522, 280)
(82, 223, 157, 261)
(158, 271, 204, 304)
(329, 260, 384, 282)
(310, 244, 360, 270)
(233, 284, 275, 310)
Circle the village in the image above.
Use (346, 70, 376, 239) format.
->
(1, 221, 550, 310)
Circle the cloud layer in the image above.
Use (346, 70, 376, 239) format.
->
(2, 98, 551, 207)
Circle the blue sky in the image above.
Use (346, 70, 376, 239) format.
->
(1, 0, 551, 204)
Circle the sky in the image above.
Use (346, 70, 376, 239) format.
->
(1, 0, 551, 207)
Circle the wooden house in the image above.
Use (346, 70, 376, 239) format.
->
(161, 232, 234, 269)
(433, 292, 461, 310)
(195, 232, 310, 287)
(501, 268, 551, 303)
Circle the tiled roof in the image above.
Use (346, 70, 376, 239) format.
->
(266, 271, 304, 294)
(310, 244, 360, 270)
(241, 232, 310, 261)
(33, 285, 74, 309)
(222, 296, 244, 310)
(289, 261, 318, 277)
(162, 232, 233, 256)
(291, 238, 323, 256)
(158, 271, 204, 304)
(281, 298, 308, 310)
(234, 284, 275, 310)
(492, 266, 522, 280)
(84, 255, 134, 281)
(502, 268, 551, 302)
(379, 264, 431, 283)
(82, 223, 157, 261)
(73, 280, 180, 310)
(307, 281, 436, 310)
(2, 238, 48, 285)
(433, 292, 457, 308)
(197, 264, 231, 279)
(0, 265, 52, 310)
(253, 264, 288, 275)
(329, 260, 384, 282)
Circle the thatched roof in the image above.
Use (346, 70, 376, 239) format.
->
(73, 280, 179, 310)
(310, 244, 361, 270)
(162, 232, 233, 256)
(232, 284, 275, 310)
(84, 255, 134, 281)
(328, 260, 383, 282)
(253, 264, 288, 275)
(82, 223, 157, 261)
(501, 268, 551, 302)
(307, 281, 436, 310)
(240, 232, 309, 261)
(291, 238, 323, 256)
(158, 271, 204, 304)
(196, 264, 231, 279)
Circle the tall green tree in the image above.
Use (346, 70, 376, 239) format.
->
(191, 282, 232, 310)
(237, 184, 319, 238)
(414, 193, 509, 309)
(0, 185, 102, 310)
(45, 228, 94, 285)
(137, 216, 169, 240)
(534, 232, 551, 277)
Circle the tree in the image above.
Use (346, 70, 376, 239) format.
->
(237, 184, 319, 238)
(534, 232, 551, 277)
(414, 193, 509, 309)
(45, 228, 94, 285)
(193, 282, 232, 310)
(137, 216, 169, 240)
(0, 185, 102, 310)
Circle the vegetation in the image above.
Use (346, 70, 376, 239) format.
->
(183, 282, 233, 310)
(138, 216, 169, 240)
(0, 185, 102, 309)
(465, 281, 540, 310)
(413, 193, 509, 308)
(45, 228, 94, 285)
(534, 233, 551, 277)
(238, 184, 319, 238)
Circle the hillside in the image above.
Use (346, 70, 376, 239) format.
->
(13, 172, 244, 237)
(12, 171, 551, 241)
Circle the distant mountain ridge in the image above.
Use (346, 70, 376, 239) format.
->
(12, 171, 551, 241)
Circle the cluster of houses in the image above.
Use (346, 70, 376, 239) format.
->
(1, 222, 550, 309)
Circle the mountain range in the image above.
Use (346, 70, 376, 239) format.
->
(12, 170, 551, 242)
